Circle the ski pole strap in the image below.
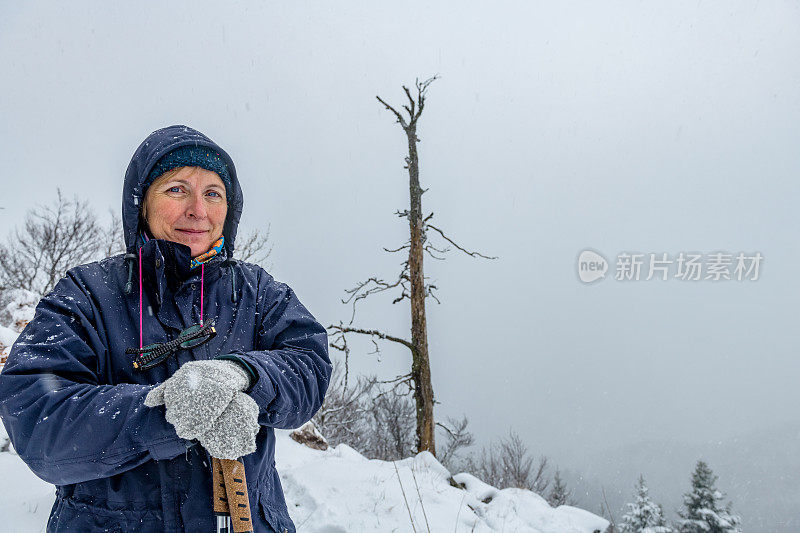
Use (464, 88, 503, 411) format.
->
(213, 458, 231, 533)
(212, 457, 253, 533)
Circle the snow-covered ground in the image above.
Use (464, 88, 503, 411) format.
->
(0, 290, 609, 532)
(276, 430, 608, 532)
(0, 432, 56, 531)
(0, 429, 608, 533)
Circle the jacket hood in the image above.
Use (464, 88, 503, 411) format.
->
(122, 125, 243, 256)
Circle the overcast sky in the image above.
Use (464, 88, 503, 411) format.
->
(2, 0, 799, 506)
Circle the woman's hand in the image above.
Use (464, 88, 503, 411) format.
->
(145, 360, 259, 459)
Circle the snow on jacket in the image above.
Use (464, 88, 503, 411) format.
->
(0, 125, 332, 533)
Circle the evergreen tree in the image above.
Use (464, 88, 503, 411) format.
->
(678, 461, 741, 533)
(547, 468, 573, 507)
(619, 475, 672, 533)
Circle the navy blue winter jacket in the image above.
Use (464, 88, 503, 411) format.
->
(0, 125, 331, 532)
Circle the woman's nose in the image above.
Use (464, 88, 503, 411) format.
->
(186, 193, 207, 219)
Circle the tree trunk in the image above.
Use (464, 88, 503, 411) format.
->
(405, 124, 436, 455)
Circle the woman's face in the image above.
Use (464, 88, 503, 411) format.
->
(142, 166, 228, 256)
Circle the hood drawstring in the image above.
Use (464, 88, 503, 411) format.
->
(138, 247, 144, 351)
(124, 253, 136, 294)
(225, 258, 238, 303)
(132, 248, 233, 349)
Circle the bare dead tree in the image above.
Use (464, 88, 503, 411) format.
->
(436, 416, 475, 471)
(234, 225, 273, 268)
(312, 363, 417, 461)
(329, 75, 496, 456)
(502, 430, 549, 493)
(366, 376, 417, 460)
(312, 361, 373, 451)
(0, 190, 106, 296)
(100, 210, 126, 258)
(465, 430, 551, 494)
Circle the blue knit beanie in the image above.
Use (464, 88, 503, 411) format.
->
(144, 145, 232, 197)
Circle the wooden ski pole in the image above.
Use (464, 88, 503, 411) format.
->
(212, 457, 253, 533)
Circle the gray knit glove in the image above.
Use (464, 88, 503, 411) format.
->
(145, 360, 260, 459)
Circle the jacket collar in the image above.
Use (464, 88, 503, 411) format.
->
(138, 239, 227, 322)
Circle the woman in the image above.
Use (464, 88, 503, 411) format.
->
(0, 125, 331, 532)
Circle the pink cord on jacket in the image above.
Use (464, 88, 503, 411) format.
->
(200, 264, 205, 326)
(137, 251, 206, 347)
(138, 246, 143, 350)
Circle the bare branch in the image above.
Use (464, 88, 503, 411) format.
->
(372, 379, 415, 401)
(424, 242, 448, 254)
(436, 416, 474, 470)
(426, 224, 497, 260)
(376, 95, 408, 128)
(0, 189, 108, 296)
(341, 267, 409, 323)
(424, 284, 441, 304)
(234, 225, 273, 267)
(402, 85, 416, 121)
(414, 75, 439, 123)
(342, 276, 402, 302)
(327, 323, 416, 354)
(423, 242, 449, 260)
(384, 244, 410, 253)
(461, 430, 550, 494)
(366, 337, 380, 356)
(423, 250, 446, 261)
(314, 367, 417, 460)
(602, 486, 617, 528)
(377, 75, 439, 132)
(379, 372, 414, 386)
(391, 291, 410, 305)
(328, 330, 351, 392)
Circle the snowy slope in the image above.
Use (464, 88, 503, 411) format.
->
(0, 290, 609, 532)
(0, 432, 55, 532)
(277, 430, 608, 532)
(0, 431, 608, 533)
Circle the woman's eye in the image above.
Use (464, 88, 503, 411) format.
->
(207, 190, 222, 198)
(167, 186, 181, 193)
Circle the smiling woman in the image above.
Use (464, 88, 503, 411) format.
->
(0, 125, 331, 533)
(142, 166, 228, 257)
